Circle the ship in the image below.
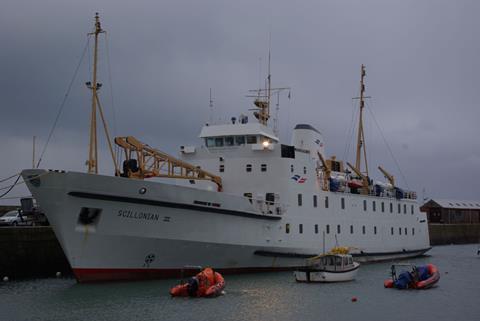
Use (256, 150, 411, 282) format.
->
(22, 14, 430, 282)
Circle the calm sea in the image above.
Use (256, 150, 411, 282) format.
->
(1, 244, 479, 321)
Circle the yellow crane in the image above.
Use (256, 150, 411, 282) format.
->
(114, 136, 223, 191)
(378, 166, 395, 187)
(347, 162, 370, 195)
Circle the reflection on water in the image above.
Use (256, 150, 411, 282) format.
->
(1, 244, 479, 321)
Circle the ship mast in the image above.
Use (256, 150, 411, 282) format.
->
(86, 13, 119, 175)
(354, 64, 370, 177)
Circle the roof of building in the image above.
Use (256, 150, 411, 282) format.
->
(422, 199, 480, 210)
(199, 123, 279, 141)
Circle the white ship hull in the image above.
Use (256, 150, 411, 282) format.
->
(22, 169, 430, 282)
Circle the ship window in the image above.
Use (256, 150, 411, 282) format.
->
(337, 225, 341, 234)
(313, 195, 318, 208)
(372, 201, 376, 212)
(206, 138, 215, 147)
(244, 192, 253, 203)
(299, 224, 303, 234)
(303, 166, 307, 174)
(391, 227, 394, 235)
(374, 226, 377, 234)
(412, 228, 415, 235)
(265, 193, 275, 205)
(326, 225, 330, 234)
(411, 205, 414, 214)
(390, 203, 393, 213)
(246, 135, 257, 144)
(298, 194, 303, 206)
(246, 164, 252, 172)
(261, 164, 267, 172)
(399, 227, 402, 235)
(325, 196, 329, 208)
(341, 198, 345, 209)
(224, 136, 234, 146)
(381, 202, 385, 213)
(290, 164, 294, 173)
(219, 164, 224, 172)
(362, 225, 366, 234)
(350, 225, 354, 234)
(235, 136, 245, 145)
(315, 224, 319, 234)
(363, 200, 367, 211)
(286, 223, 290, 234)
(405, 227, 408, 235)
(403, 204, 407, 214)
(215, 137, 224, 147)
(398, 204, 401, 214)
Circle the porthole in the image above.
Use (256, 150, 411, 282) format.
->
(139, 187, 147, 194)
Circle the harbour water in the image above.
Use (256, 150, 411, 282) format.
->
(1, 244, 479, 321)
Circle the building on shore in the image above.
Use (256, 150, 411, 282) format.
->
(421, 199, 480, 224)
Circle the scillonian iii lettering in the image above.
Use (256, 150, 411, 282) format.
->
(117, 210, 160, 221)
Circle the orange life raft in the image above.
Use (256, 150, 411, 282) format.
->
(170, 268, 225, 298)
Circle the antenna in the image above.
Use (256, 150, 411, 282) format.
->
(209, 88, 213, 124)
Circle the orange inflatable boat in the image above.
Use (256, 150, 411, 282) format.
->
(384, 263, 440, 289)
(170, 268, 225, 297)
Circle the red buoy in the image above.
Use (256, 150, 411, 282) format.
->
(351, 297, 358, 302)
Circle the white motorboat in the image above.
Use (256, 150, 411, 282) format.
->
(294, 254, 360, 283)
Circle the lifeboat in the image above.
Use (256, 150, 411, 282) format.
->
(384, 263, 440, 289)
(170, 267, 225, 297)
(347, 179, 363, 189)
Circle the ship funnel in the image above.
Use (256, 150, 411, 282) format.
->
(291, 124, 325, 159)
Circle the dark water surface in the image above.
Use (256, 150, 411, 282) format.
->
(1, 244, 479, 321)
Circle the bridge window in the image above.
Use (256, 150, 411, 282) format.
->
(206, 138, 215, 147)
(325, 196, 329, 208)
(412, 228, 415, 235)
(224, 136, 234, 146)
(398, 204, 401, 214)
(313, 195, 317, 208)
(261, 164, 267, 172)
(235, 136, 245, 145)
(215, 137, 224, 147)
(285, 223, 290, 234)
(219, 164, 224, 172)
(362, 225, 366, 234)
(411, 205, 414, 215)
(404, 204, 407, 214)
(399, 227, 402, 235)
(350, 225, 354, 234)
(341, 198, 345, 209)
(246, 164, 252, 172)
(391, 227, 394, 235)
(337, 225, 341, 234)
(315, 224, 319, 234)
(246, 135, 257, 144)
(405, 227, 408, 235)
(299, 224, 303, 234)
(374, 226, 377, 234)
(303, 166, 307, 174)
(390, 203, 393, 213)
(372, 201, 376, 212)
(298, 194, 303, 206)
(326, 225, 330, 234)
(381, 202, 385, 212)
(290, 164, 294, 173)
(363, 200, 367, 211)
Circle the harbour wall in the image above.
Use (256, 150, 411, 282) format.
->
(0, 227, 71, 279)
(428, 223, 480, 245)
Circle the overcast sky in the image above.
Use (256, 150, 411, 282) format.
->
(1, 0, 479, 205)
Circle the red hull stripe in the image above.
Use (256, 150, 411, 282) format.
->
(73, 267, 296, 283)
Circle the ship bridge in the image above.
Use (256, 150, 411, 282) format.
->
(199, 122, 279, 148)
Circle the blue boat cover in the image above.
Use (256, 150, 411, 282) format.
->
(394, 271, 412, 289)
